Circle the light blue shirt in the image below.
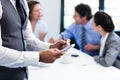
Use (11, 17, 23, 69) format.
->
(61, 20, 101, 56)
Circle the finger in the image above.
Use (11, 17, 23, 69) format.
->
(55, 52, 64, 58)
(65, 39, 70, 43)
(64, 39, 70, 44)
(53, 48, 60, 52)
(53, 48, 63, 56)
(55, 55, 61, 58)
(61, 45, 67, 49)
(59, 40, 66, 45)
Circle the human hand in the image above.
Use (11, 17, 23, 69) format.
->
(84, 44, 94, 51)
(50, 39, 70, 50)
(38, 31, 47, 41)
(49, 37, 55, 43)
(84, 44, 100, 52)
(39, 48, 64, 63)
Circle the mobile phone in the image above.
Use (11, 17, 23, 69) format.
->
(61, 44, 75, 52)
(71, 54, 79, 57)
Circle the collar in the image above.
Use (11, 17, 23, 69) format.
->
(82, 19, 92, 30)
(101, 32, 109, 42)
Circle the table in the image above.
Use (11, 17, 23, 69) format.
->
(28, 48, 120, 80)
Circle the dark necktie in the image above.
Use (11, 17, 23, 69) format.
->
(81, 26, 86, 51)
(16, 0, 26, 25)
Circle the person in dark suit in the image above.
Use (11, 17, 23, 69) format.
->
(92, 11, 120, 69)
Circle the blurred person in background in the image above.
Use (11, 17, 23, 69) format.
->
(28, 1, 48, 41)
(50, 3, 101, 56)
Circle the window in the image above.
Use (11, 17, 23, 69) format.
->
(104, 0, 120, 31)
(63, 0, 99, 29)
(61, 0, 120, 31)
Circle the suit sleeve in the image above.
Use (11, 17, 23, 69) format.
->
(94, 41, 120, 67)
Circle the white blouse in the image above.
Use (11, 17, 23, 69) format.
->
(99, 33, 109, 56)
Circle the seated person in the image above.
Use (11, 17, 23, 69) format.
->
(93, 11, 120, 69)
(51, 3, 101, 56)
(28, 1, 48, 41)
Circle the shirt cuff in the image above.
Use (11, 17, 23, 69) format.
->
(42, 42, 51, 49)
(23, 51, 39, 66)
(94, 56, 100, 62)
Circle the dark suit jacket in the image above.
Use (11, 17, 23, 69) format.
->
(94, 32, 120, 69)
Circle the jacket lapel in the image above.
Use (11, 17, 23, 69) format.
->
(101, 32, 113, 57)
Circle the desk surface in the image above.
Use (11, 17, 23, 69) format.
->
(28, 48, 120, 80)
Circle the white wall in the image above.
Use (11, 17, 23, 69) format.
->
(37, 0, 61, 41)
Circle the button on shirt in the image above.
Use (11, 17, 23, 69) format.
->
(0, 0, 50, 68)
(61, 19, 101, 56)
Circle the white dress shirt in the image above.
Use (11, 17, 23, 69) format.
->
(99, 33, 109, 56)
(0, 0, 50, 68)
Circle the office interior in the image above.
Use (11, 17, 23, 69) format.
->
(26, 0, 120, 80)
(31, 0, 120, 42)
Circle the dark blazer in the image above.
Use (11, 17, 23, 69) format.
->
(94, 32, 120, 69)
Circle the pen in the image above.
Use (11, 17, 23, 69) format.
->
(61, 34, 65, 40)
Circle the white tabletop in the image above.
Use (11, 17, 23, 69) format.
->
(28, 48, 120, 80)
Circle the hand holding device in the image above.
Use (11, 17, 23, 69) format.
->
(61, 34, 65, 40)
